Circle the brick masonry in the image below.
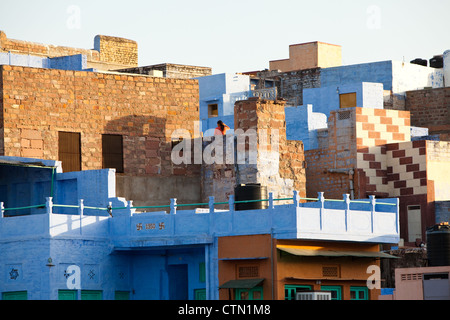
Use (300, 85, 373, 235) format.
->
(0, 65, 200, 177)
(0, 31, 138, 69)
(201, 98, 306, 204)
(405, 87, 450, 136)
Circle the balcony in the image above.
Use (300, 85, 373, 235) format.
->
(0, 192, 399, 247)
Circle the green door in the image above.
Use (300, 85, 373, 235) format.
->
(58, 290, 78, 300)
(81, 290, 103, 300)
(114, 291, 130, 300)
(321, 286, 342, 300)
(195, 289, 206, 300)
(2, 291, 28, 300)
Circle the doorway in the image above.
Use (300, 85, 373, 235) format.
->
(168, 264, 188, 300)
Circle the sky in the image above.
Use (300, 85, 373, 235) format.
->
(0, 0, 449, 74)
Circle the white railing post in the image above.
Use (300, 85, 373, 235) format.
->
(293, 190, 300, 208)
(318, 192, 324, 230)
(0, 202, 4, 218)
(268, 192, 274, 209)
(46, 197, 53, 215)
(127, 200, 134, 216)
(78, 199, 84, 234)
(170, 198, 177, 215)
(209, 196, 215, 214)
(228, 195, 235, 213)
(344, 194, 350, 231)
(369, 195, 376, 233)
(78, 199, 84, 216)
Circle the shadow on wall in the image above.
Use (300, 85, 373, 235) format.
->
(104, 115, 202, 210)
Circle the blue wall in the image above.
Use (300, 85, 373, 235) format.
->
(285, 104, 327, 150)
(321, 61, 393, 91)
(197, 73, 250, 135)
(0, 52, 93, 71)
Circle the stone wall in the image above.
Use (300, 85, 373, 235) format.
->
(201, 97, 306, 204)
(0, 65, 199, 178)
(305, 109, 357, 199)
(405, 87, 450, 136)
(118, 63, 212, 79)
(0, 31, 138, 70)
(94, 35, 138, 67)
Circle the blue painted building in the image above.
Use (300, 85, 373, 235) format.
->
(0, 156, 400, 300)
(197, 73, 251, 135)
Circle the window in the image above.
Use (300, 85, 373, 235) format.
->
(321, 285, 342, 300)
(58, 290, 77, 300)
(284, 285, 312, 300)
(208, 104, 218, 118)
(102, 134, 124, 173)
(199, 262, 206, 283)
(237, 265, 259, 278)
(114, 291, 130, 300)
(2, 291, 27, 300)
(195, 289, 206, 300)
(81, 290, 103, 300)
(407, 205, 422, 242)
(235, 287, 263, 300)
(339, 92, 357, 108)
(350, 286, 368, 300)
(59, 132, 81, 172)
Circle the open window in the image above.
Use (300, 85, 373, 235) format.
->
(208, 104, 218, 118)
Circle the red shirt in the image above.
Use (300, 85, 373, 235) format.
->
(215, 124, 229, 135)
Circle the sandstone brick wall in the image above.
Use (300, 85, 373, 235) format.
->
(234, 97, 306, 199)
(0, 31, 100, 62)
(269, 42, 341, 72)
(405, 87, 450, 136)
(201, 98, 306, 204)
(306, 107, 412, 199)
(0, 65, 199, 177)
(305, 109, 357, 199)
(0, 31, 138, 69)
(94, 35, 138, 67)
(117, 63, 212, 79)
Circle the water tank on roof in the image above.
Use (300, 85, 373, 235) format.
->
(429, 55, 443, 68)
(444, 50, 450, 87)
(426, 223, 450, 267)
(410, 58, 428, 67)
(234, 183, 267, 211)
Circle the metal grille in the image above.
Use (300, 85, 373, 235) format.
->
(401, 273, 423, 281)
(238, 266, 259, 278)
(322, 266, 339, 278)
(338, 110, 351, 120)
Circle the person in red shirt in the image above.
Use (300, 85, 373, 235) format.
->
(215, 120, 230, 135)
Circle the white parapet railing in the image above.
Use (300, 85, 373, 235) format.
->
(0, 192, 399, 244)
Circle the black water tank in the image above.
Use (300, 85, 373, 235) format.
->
(234, 184, 267, 211)
(410, 58, 428, 67)
(430, 55, 444, 68)
(426, 223, 450, 267)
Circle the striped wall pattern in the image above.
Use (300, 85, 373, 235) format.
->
(386, 140, 427, 197)
(355, 108, 412, 196)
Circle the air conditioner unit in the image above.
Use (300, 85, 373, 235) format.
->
(296, 291, 332, 300)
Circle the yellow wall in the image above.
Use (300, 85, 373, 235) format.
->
(426, 141, 450, 201)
